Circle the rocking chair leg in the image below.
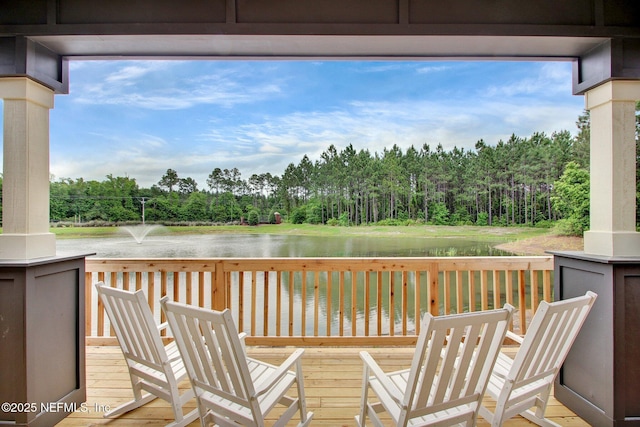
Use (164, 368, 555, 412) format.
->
(103, 393, 156, 418)
(356, 365, 370, 427)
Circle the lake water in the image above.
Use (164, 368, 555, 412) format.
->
(56, 231, 513, 258)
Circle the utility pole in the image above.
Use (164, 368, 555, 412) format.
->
(140, 197, 147, 225)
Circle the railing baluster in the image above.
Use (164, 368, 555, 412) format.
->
(160, 271, 168, 298)
(402, 271, 408, 336)
(518, 270, 526, 335)
(86, 271, 94, 336)
(147, 272, 154, 315)
(414, 270, 421, 335)
(276, 271, 282, 337)
(213, 263, 224, 311)
(455, 270, 463, 315)
(314, 271, 320, 337)
(160, 271, 168, 329)
(376, 271, 383, 336)
(173, 272, 180, 303)
(301, 271, 307, 337)
(531, 270, 540, 311)
(198, 271, 205, 308)
(443, 271, 451, 315)
(326, 272, 332, 336)
(543, 270, 552, 303)
(469, 271, 476, 313)
(493, 270, 500, 309)
(135, 271, 142, 291)
(364, 271, 371, 336)
(351, 271, 357, 337)
(122, 271, 130, 291)
(250, 271, 256, 336)
(263, 271, 269, 337)
(339, 271, 345, 337)
(389, 271, 395, 336)
(185, 272, 192, 305)
(238, 272, 244, 332)
(481, 270, 488, 311)
(506, 270, 514, 306)
(428, 263, 438, 315)
(288, 271, 294, 336)
(94, 272, 103, 337)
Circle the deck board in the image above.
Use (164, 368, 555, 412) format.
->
(57, 346, 589, 426)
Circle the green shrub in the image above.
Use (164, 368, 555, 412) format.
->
(551, 162, 589, 236)
(476, 212, 489, 226)
(429, 202, 450, 225)
(305, 202, 323, 224)
(554, 218, 588, 236)
(534, 219, 554, 229)
(247, 210, 260, 226)
(338, 212, 350, 226)
(376, 218, 402, 226)
(290, 207, 306, 224)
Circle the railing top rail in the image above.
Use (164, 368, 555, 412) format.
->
(86, 258, 219, 272)
(86, 256, 554, 272)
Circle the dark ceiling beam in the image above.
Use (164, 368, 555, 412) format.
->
(574, 38, 640, 94)
(0, 0, 636, 29)
(0, 0, 639, 94)
(0, 36, 67, 93)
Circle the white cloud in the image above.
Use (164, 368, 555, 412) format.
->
(483, 61, 575, 98)
(71, 61, 283, 110)
(416, 65, 452, 74)
(43, 60, 585, 188)
(105, 62, 168, 83)
(191, 92, 582, 180)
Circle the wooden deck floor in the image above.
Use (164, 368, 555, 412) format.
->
(57, 346, 589, 427)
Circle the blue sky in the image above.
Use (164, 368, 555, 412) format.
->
(2, 60, 585, 188)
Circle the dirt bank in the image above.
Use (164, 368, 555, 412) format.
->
(494, 235, 584, 256)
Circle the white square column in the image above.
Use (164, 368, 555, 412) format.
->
(583, 81, 640, 257)
(0, 77, 56, 259)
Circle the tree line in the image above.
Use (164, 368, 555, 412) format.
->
(11, 107, 637, 236)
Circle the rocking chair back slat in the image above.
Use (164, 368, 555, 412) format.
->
(513, 294, 595, 386)
(357, 305, 514, 426)
(95, 282, 198, 427)
(103, 290, 164, 369)
(161, 298, 313, 427)
(479, 291, 597, 427)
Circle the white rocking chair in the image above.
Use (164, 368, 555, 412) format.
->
(356, 305, 515, 427)
(95, 282, 198, 427)
(478, 291, 597, 427)
(160, 297, 313, 427)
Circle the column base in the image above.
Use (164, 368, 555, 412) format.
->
(553, 252, 640, 426)
(583, 230, 640, 257)
(0, 233, 56, 259)
(0, 255, 87, 426)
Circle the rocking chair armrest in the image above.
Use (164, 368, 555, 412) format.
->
(254, 349, 305, 397)
(359, 351, 404, 405)
(238, 332, 247, 352)
(505, 330, 524, 345)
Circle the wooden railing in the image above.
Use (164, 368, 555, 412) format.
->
(85, 256, 554, 346)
